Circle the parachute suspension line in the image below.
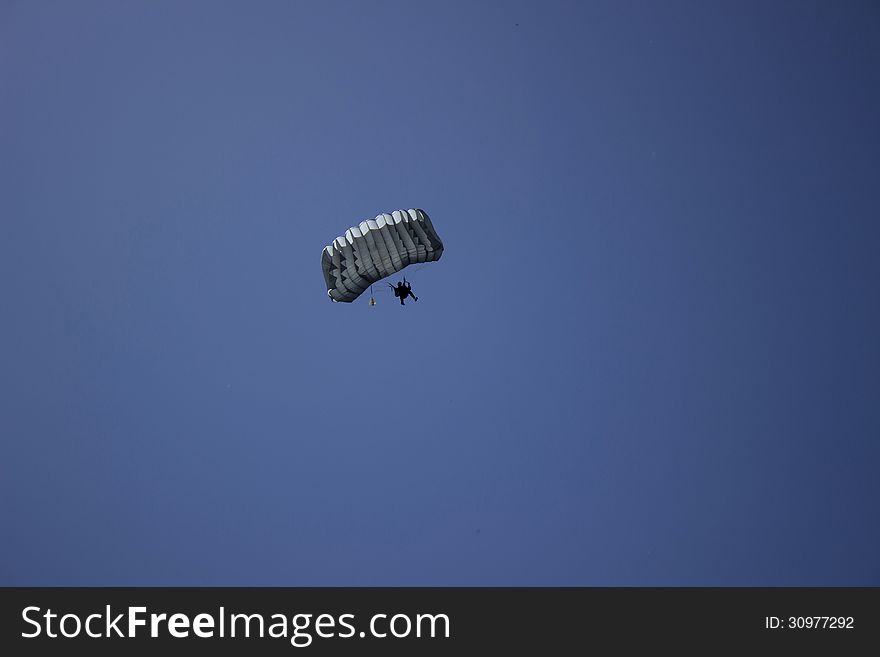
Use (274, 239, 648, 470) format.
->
(368, 284, 376, 306)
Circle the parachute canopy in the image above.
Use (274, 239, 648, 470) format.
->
(321, 208, 444, 302)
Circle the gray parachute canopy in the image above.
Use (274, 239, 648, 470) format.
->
(321, 208, 444, 302)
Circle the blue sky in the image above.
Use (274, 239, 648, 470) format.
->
(1, 0, 878, 585)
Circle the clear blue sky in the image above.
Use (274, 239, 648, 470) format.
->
(1, 1, 878, 585)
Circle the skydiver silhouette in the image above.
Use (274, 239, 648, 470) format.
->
(389, 277, 418, 305)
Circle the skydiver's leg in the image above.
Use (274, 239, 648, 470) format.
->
(400, 296, 405, 305)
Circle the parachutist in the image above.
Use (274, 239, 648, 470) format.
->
(389, 277, 418, 305)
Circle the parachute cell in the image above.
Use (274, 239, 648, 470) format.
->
(321, 208, 443, 302)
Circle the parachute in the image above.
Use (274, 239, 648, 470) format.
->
(321, 208, 444, 302)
